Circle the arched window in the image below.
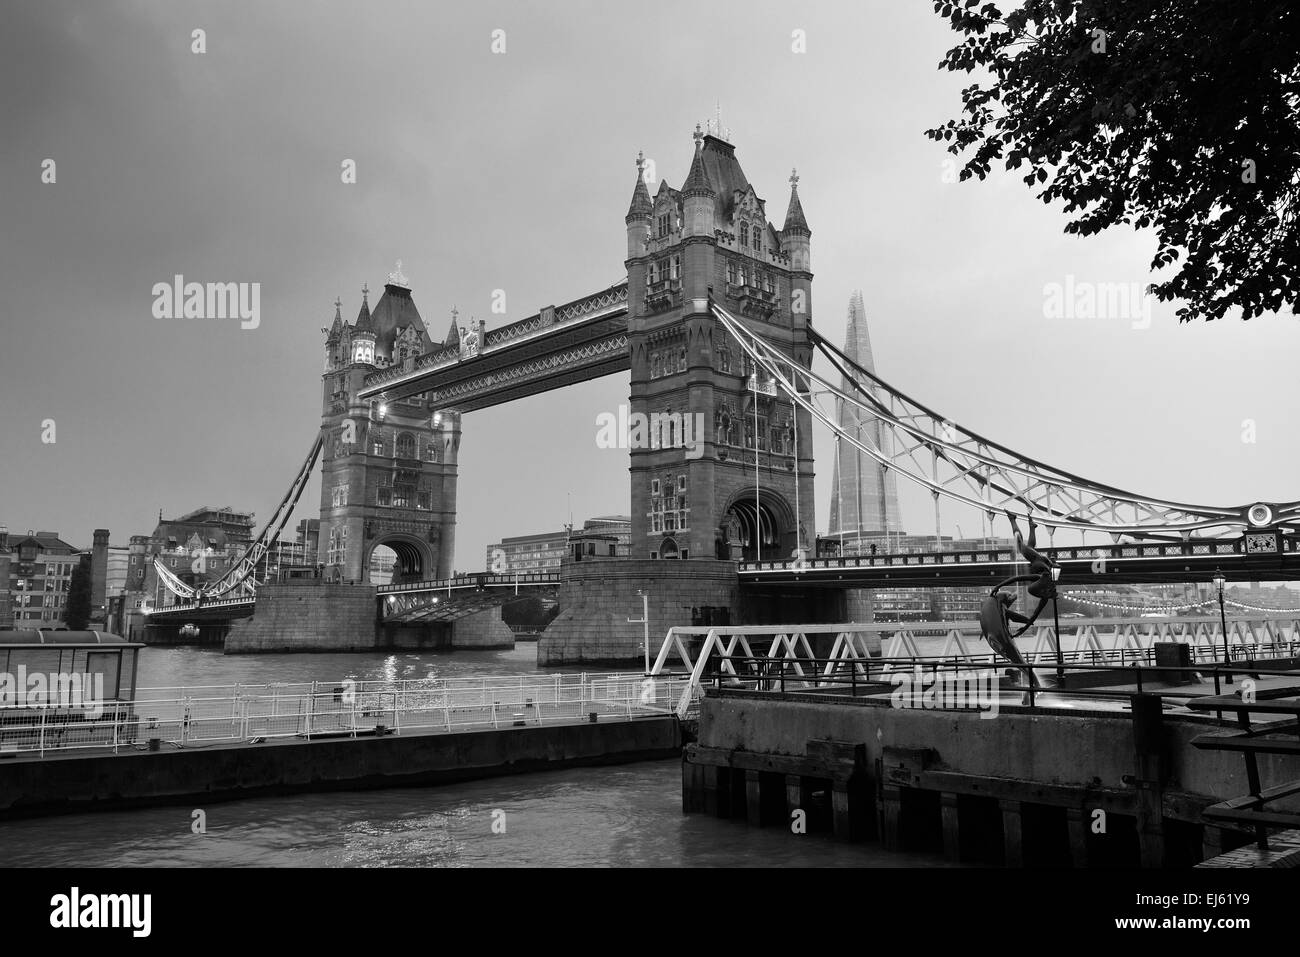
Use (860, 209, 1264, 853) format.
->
(752, 225, 762, 252)
(395, 432, 416, 459)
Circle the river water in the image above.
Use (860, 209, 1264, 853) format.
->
(2, 645, 950, 868)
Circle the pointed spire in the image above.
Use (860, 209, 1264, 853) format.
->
(354, 283, 374, 335)
(682, 125, 715, 196)
(782, 168, 810, 235)
(327, 297, 344, 340)
(625, 151, 653, 223)
(444, 306, 460, 347)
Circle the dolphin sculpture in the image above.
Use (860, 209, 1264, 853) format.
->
(978, 588, 1041, 687)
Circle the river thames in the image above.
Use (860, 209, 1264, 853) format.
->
(2, 645, 950, 868)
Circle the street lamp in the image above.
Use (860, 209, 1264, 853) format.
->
(1050, 565, 1064, 688)
(1212, 568, 1230, 683)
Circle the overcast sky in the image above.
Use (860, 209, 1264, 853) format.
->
(2, 0, 1296, 565)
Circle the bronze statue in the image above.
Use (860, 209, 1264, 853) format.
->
(1005, 508, 1059, 635)
(977, 588, 1039, 687)
(975, 510, 1062, 688)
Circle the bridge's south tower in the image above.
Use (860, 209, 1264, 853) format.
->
(319, 265, 461, 584)
(624, 128, 815, 562)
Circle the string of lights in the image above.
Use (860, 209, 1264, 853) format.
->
(1060, 593, 1300, 615)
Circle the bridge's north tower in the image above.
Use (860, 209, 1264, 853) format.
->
(624, 128, 815, 562)
(319, 265, 462, 584)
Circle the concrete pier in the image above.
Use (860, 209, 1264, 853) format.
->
(680, 685, 1300, 867)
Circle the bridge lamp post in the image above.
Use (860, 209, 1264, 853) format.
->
(1213, 568, 1231, 683)
(1050, 565, 1064, 688)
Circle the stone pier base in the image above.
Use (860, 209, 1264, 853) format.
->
(540, 558, 739, 666)
(225, 582, 379, 653)
(449, 606, 516, 649)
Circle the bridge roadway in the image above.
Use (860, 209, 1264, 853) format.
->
(378, 572, 559, 625)
(741, 535, 1300, 588)
(356, 284, 629, 412)
(143, 572, 559, 624)
(144, 535, 1296, 626)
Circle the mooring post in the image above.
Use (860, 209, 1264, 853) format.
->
(701, 763, 723, 817)
(681, 755, 705, 815)
(744, 770, 763, 827)
(830, 780, 858, 841)
(1065, 806, 1090, 868)
(941, 792, 962, 863)
(1131, 693, 1167, 867)
(999, 799, 1025, 867)
(880, 784, 904, 851)
(786, 774, 805, 822)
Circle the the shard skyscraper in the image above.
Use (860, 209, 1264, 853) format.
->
(827, 291, 904, 542)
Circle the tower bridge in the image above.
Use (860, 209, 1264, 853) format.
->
(138, 125, 1299, 660)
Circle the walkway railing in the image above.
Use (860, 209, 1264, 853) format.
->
(701, 655, 1300, 716)
(647, 619, 1300, 718)
(0, 671, 694, 759)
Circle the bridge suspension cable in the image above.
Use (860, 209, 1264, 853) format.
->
(709, 302, 1296, 539)
(153, 433, 325, 601)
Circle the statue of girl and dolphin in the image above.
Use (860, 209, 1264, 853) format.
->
(978, 509, 1061, 688)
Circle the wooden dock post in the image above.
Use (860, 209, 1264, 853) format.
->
(1066, 807, 1090, 867)
(1131, 694, 1167, 867)
(745, 770, 763, 827)
(1000, 800, 1024, 867)
(941, 792, 962, 863)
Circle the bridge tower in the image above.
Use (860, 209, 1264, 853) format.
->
(624, 128, 815, 562)
(319, 265, 461, 584)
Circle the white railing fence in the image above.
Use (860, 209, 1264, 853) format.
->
(648, 617, 1300, 718)
(0, 671, 692, 759)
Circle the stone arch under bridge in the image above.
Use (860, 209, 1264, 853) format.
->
(365, 534, 433, 585)
(721, 488, 798, 563)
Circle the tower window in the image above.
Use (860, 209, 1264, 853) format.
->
(678, 347, 687, 373)
(752, 226, 762, 253)
(671, 256, 680, 280)
(648, 260, 658, 285)
(396, 432, 415, 459)
(657, 213, 671, 238)
(739, 225, 748, 248)
(727, 261, 737, 285)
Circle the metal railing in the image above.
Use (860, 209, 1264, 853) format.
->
(647, 620, 1300, 718)
(701, 655, 1300, 714)
(0, 671, 694, 759)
